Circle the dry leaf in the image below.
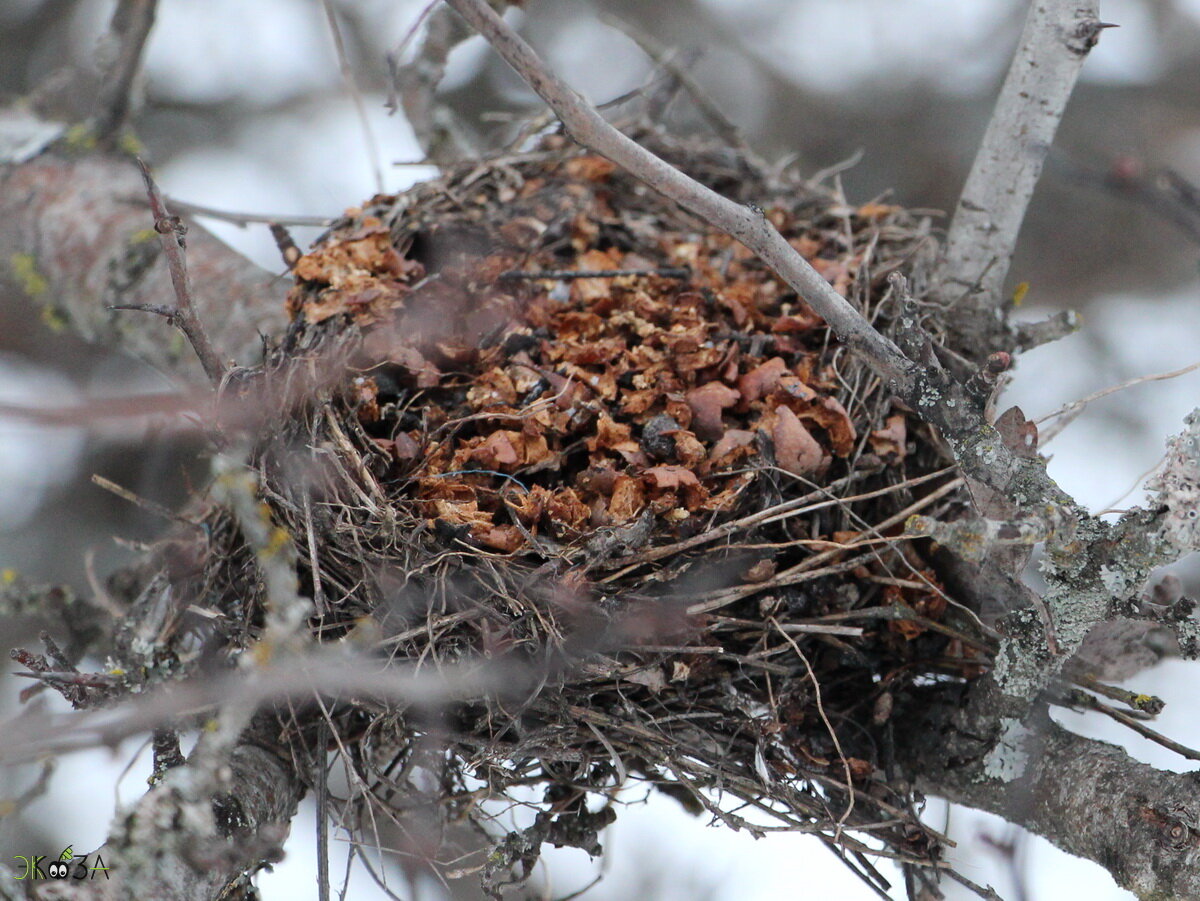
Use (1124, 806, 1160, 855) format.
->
(737, 357, 789, 406)
(742, 559, 776, 583)
(393, 431, 421, 461)
(686, 382, 740, 440)
(869, 414, 907, 459)
(995, 405, 1039, 460)
(565, 155, 618, 182)
(772, 406, 823, 476)
(707, 429, 757, 471)
(479, 525, 525, 553)
(856, 202, 899, 221)
(608, 475, 647, 523)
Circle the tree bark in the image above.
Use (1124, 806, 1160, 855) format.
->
(0, 151, 284, 382)
(900, 694, 1200, 901)
(935, 0, 1103, 319)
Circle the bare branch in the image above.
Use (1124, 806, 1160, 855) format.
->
(1057, 154, 1200, 247)
(168, 196, 332, 228)
(906, 714, 1200, 900)
(0, 151, 283, 381)
(321, 0, 385, 193)
(1037, 358, 1200, 443)
(92, 0, 158, 147)
(133, 159, 227, 384)
(602, 14, 748, 152)
(441, 0, 919, 392)
(388, 2, 477, 165)
(936, 1, 1106, 310)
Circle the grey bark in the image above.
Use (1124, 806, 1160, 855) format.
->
(0, 151, 285, 383)
(900, 694, 1200, 900)
(935, 0, 1103, 315)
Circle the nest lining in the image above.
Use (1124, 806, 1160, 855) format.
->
(211, 132, 989, 894)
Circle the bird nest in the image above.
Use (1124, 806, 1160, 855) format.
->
(210, 132, 989, 895)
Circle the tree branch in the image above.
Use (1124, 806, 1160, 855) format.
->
(91, 0, 158, 148)
(132, 158, 227, 384)
(906, 711, 1200, 900)
(441, 0, 919, 393)
(935, 0, 1106, 312)
(388, 2, 478, 165)
(29, 718, 305, 901)
(0, 149, 285, 382)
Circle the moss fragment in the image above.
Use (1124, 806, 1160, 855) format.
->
(10, 253, 47, 297)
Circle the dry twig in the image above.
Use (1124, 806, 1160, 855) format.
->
(110, 160, 228, 384)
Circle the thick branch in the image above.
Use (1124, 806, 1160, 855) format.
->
(935, 0, 1104, 310)
(32, 721, 305, 901)
(0, 149, 284, 383)
(909, 713, 1200, 900)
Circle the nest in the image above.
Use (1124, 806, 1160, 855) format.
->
(209, 131, 990, 895)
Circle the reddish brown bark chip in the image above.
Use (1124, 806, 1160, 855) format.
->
(771, 406, 824, 476)
(686, 382, 741, 440)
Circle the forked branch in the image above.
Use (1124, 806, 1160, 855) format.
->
(116, 159, 227, 385)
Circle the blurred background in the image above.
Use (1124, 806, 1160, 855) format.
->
(2, 1, 1200, 898)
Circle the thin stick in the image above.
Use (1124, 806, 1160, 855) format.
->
(935, 1, 1106, 308)
(1076, 692, 1200, 762)
(1056, 155, 1200, 247)
(92, 0, 158, 147)
(499, 267, 690, 281)
(168, 196, 331, 229)
(321, 0, 385, 194)
(1072, 673, 1163, 715)
(771, 618, 855, 833)
(304, 492, 327, 615)
(315, 718, 331, 901)
(441, 0, 917, 391)
(388, 1, 474, 164)
(1036, 359, 1200, 442)
(602, 467, 954, 579)
(602, 14, 746, 151)
(688, 477, 965, 613)
(134, 159, 227, 384)
(91, 474, 203, 530)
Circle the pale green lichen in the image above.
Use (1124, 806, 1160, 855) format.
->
(118, 132, 145, 156)
(63, 123, 97, 151)
(10, 253, 47, 297)
(982, 717, 1032, 781)
(40, 305, 68, 333)
(10, 254, 69, 331)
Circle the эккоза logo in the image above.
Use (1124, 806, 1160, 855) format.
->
(12, 845, 110, 880)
